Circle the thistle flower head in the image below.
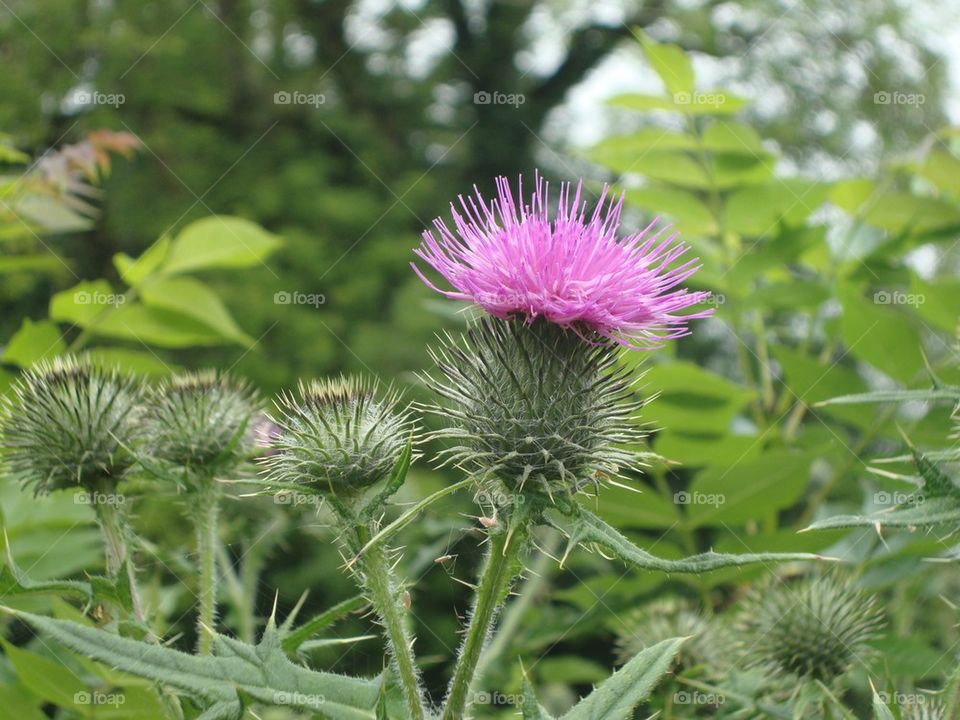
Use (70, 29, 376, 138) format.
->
(261, 376, 415, 496)
(144, 370, 260, 475)
(0, 356, 144, 494)
(421, 316, 643, 505)
(413, 173, 712, 350)
(615, 598, 717, 671)
(735, 576, 883, 684)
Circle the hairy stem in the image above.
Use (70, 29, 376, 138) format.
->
(93, 495, 145, 622)
(195, 494, 220, 655)
(443, 509, 530, 720)
(357, 525, 425, 720)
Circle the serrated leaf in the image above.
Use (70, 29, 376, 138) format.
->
(2, 319, 64, 367)
(520, 674, 556, 719)
(805, 495, 960, 530)
(817, 387, 960, 406)
(561, 637, 684, 720)
(282, 594, 368, 655)
(557, 508, 824, 572)
(3, 609, 382, 719)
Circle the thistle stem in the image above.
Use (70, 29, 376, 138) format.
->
(443, 509, 530, 720)
(92, 495, 145, 622)
(357, 525, 425, 720)
(195, 493, 220, 655)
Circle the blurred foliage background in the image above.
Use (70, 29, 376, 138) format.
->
(2, 0, 960, 717)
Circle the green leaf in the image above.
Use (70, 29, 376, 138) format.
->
(700, 121, 765, 154)
(0, 254, 68, 275)
(0, 539, 91, 601)
(638, 361, 755, 434)
(724, 180, 830, 235)
(816, 387, 960, 406)
(86, 348, 177, 377)
(113, 235, 171, 287)
(838, 285, 925, 384)
(805, 496, 960, 531)
(560, 637, 684, 720)
(684, 450, 814, 527)
(910, 274, 960, 332)
(772, 346, 874, 427)
(608, 92, 746, 116)
(871, 683, 895, 720)
(3, 319, 64, 367)
(917, 149, 960, 197)
(140, 276, 253, 346)
(584, 130, 698, 168)
(90, 304, 230, 348)
(520, 674, 556, 720)
(557, 507, 824, 572)
(637, 32, 694, 97)
(164, 216, 281, 274)
(49, 280, 123, 326)
(622, 187, 716, 235)
(624, 151, 711, 188)
(1, 640, 87, 708)
(2, 609, 382, 719)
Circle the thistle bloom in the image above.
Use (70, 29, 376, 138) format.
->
(413, 174, 712, 349)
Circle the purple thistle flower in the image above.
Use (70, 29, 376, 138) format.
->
(412, 173, 713, 349)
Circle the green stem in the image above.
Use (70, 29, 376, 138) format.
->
(92, 494, 145, 622)
(358, 526, 425, 720)
(443, 510, 530, 720)
(195, 495, 220, 655)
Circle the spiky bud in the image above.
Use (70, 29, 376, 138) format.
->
(421, 316, 643, 506)
(0, 356, 144, 494)
(735, 576, 883, 683)
(261, 376, 415, 496)
(615, 598, 717, 671)
(144, 370, 259, 477)
(904, 702, 944, 720)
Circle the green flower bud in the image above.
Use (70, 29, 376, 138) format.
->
(615, 598, 717, 671)
(421, 317, 643, 506)
(261, 376, 415, 496)
(735, 576, 883, 683)
(0, 356, 144, 494)
(144, 370, 260, 477)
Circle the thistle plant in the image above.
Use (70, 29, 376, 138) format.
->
(0, 356, 145, 616)
(615, 598, 718, 671)
(262, 376, 426, 719)
(143, 369, 260, 654)
(0, 174, 836, 720)
(734, 575, 884, 685)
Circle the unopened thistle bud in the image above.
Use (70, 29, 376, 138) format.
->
(0, 356, 144, 494)
(615, 598, 717, 671)
(144, 370, 260, 478)
(735, 576, 883, 683)
(421, 316, 643, 506)
(261, 376, 415, 497)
